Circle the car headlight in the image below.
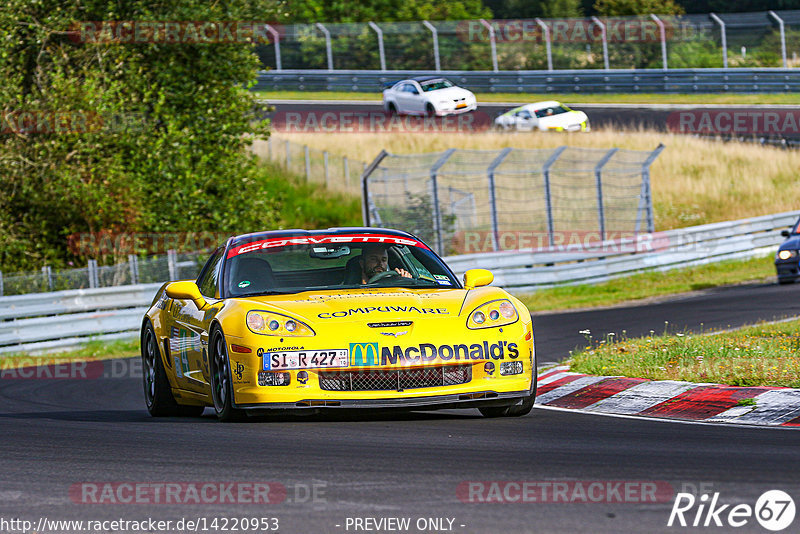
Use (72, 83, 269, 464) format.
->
(246, 311, 315, 336)
(777, 249, 798, 260)
(467, 299, 519, 329)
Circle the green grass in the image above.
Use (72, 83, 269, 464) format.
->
(0, 337, 139, 367)
(569, 319, 800, 387)
(258, 160, 362, 230)
(254, 90, 800, 105)
(515, 254, 775, 312)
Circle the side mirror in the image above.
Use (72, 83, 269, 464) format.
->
(410, 89, 419, 95)
(463, 269, 493, 290)
(782, 229, 791, 237)
(165, 281, 207, 309)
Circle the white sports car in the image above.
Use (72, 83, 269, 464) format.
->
(494, 101, 589, 132)
(382, 77, 477, 117)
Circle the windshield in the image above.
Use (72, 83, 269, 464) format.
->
(534, 105, 571, 118)
(420, 79, 454, 92)
(224, 236, 459, 297)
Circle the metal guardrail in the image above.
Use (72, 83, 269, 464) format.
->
(444, 210, 799, 290)
(1, 211, 795, 355)
(256, 68, 800, 94)
(0, 284, 162, 355)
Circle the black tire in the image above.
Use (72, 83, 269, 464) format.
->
(141, 321, 204, 417)
(425, 103, 436, 117)
(479, 367, 537, 418)
(210, 327, 245, 422)
(387, 102, 397, 116)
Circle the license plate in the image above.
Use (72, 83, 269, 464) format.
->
(455, 103, 467, 109)
(263, 349, 349, 370)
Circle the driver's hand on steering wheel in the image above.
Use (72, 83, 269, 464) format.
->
(395, 268, 412, 278)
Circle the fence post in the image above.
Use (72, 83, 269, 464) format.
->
(594, 148, 618, 242)
(315, 23, 334, 71)
(591, 17, 610, 70)
(640, 144, 665, 234)
(429, 149, 456, 254)
(709, 13, 728, 69)
(304, 145, 311, 182)
(487, 147, 512, 251)
(42, 266, 53, 290)
(285, 139, 291, 168)
(768, 11, 787, 68)
(480, 19, 499, 72)
(167, 249, 178, 280)
(542, 146, 567, 247)
(128, 254, 138, 285)
(267, 137, 272, 160)
(0, 270, 4, 296)
(422, 21, 441, 72)
(361, 151, 389, 226)
(323, 151, 330, 188)
(368, 22, 386, 71)
(650, 14, 668, 70)
(344, 156, 350, 187)
(88, 259, 98, 289)
(264, 24, 282, 71)
(535, 18, 553, 71)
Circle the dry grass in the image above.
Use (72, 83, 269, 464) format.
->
(271, 129, 800, 230)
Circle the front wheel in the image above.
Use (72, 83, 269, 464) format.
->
(425, 103, 436, 117)
(210, 327, 245, 422)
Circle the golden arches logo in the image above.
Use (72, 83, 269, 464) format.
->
(350, 342, 379, 366)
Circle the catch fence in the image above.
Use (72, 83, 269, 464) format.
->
(256, 10, 800, 73)
(362, 145, 664, 256)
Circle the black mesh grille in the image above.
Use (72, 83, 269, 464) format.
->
(318, 365, 472, 392)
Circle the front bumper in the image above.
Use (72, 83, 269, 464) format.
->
(437, 103, 478, 116)
(236, 389, 530, 413)
(775, 260, 799, 282)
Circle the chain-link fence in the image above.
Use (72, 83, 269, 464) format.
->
(363, 146, 664, 256)
(255, 137, 366, 195)
(256, 10, 800, 72)
(0, 251, 207, 296)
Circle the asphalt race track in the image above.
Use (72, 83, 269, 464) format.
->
(2, 281, 800, 533)
(265, 100, 800, 145)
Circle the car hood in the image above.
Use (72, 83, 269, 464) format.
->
(236, 286, 509, 324)
(779, 235, 800, 250)
(426, 86, 474, 100)
(538, 110, 588, 127)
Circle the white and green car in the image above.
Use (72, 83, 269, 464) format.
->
(494, 101, 589, 132)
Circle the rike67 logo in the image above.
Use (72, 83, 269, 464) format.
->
(668, 490, 795, 531)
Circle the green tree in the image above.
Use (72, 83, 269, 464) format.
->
(282, 0, 491, 23)
(593, 0, 684, 16)
(484, 0, 583, 19)
(0, 0, 280, 271)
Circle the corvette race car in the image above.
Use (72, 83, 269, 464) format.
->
(382, 76, 477, 116)
(141, 228, 536, 421)
(494, 101, 589, 132)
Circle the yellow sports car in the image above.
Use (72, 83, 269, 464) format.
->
(140, 228, 536, 421)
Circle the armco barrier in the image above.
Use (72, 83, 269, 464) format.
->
(255, 69, 800, 94)
(0, 283, 162, 355)
(0, 211, 796, 355)
(443, 210, 799, 290)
